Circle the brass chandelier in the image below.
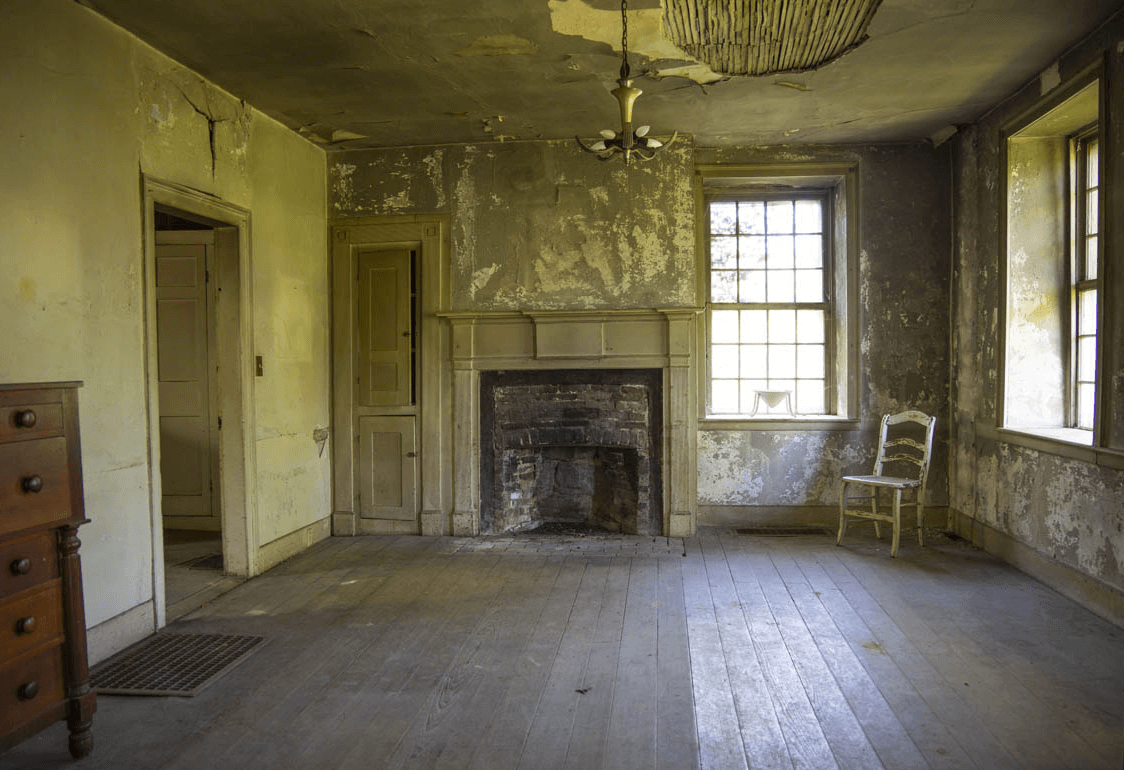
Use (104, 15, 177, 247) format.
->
(576, 0, 676, 163)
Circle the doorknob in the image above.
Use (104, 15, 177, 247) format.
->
(406, 451, 417, 458)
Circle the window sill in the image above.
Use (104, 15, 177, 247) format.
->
(701, 416, 860, 431)
(996, 426, 1124, 469)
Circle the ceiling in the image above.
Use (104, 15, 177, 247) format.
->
(81, 0, 1122, 150)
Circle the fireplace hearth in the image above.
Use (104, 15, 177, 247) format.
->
(480, 369, 662, 535)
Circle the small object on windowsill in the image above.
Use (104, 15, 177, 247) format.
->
(751, 390, 793, 416)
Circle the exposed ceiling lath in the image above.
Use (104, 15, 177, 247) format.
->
(663, 0, 883, 76)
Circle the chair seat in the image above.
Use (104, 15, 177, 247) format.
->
(842, 474, 921, 489)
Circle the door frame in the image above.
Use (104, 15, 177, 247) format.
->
(331, 216, 450, 536)
(142, 176, 257, 628)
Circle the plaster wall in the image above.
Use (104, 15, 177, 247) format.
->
(950, 15, 1124, 609)
(0, 1, 330, 648)
(330, 140, 951, 521)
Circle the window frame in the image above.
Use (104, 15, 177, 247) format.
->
(1069, 127, 1099, 431)
(998, 63, 1107, 450)
(696, 163, 860, 430)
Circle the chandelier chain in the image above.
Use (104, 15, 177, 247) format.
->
(620, 0, 629, 77)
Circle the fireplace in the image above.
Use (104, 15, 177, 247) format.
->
(480, 369, 662, 535)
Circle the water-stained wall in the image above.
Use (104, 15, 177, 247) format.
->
(1, 1, 331, 659)
(695, 144, 951, 516)
(330, 140, 951, 521)
(950, 14, 1124, 616)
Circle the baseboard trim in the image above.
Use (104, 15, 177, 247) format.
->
(87, 600, 156, 665)
(257, 516, 332, 573)
(699, 505, 949, 529)
(951, 509, 1124, 629)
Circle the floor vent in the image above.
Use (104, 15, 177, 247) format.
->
(735, 527, 831, 536)
(91, 633, 265, 696)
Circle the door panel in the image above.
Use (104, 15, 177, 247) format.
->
(358, 416, 416, 521)
(357, 249, 412, 406)
(156, 240, 217, 519)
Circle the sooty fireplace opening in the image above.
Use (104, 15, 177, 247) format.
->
(480, 369, 662, 535)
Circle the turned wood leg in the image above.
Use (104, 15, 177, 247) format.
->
(890, 490, 902, 558)
(836, 482, 848, 545)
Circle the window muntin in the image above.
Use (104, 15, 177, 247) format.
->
(707, 195, 832, 416)
(1072, 131, 1099, 430)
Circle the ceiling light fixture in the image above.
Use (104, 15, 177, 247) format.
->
(576, 0, 676, 163)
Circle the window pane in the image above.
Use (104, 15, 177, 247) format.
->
(710, 202, 737, 234)
(769, 345, 797, 378)
(740, 270, 767, 303)
(739, 201, 766, 234)
(740, 309, 768, 341)
(741, 345, 767, 378)
(1078, 336, 1096, 381)
(767, 270, 794, 302)
(795, 380, 825, 414)
(1079, 289, 1098, 336)
(767, 200, 794, 232)
(711, 236, 737, 269)
(797, 344, 825, 378)
(712, 344, 739, 378)
(712, 380, 739, 413)
(794, 200, 822, 233)
(1087, 139, 1099, 186)
(769, 309, 796, 343)
(767, 235, 794, 268)
(740, 235, 767, 268)
(711, 270, 737, 302)
(1085, 236, 1098, 279)
(796, 309, 825, 343)
(794, 235, 822, 268)
(1086, 189, 1098, 234)
(712, 310, 740, 343)
(795, 269, 824, 302)
(1077, 383, 1095, 429)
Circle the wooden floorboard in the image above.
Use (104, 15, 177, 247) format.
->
(2, 531, 1121, 770)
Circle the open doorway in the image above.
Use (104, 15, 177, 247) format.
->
(153, 209, 241, 620)
(143, 178, 257, 630)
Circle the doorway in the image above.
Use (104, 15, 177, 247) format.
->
(143, 178, 257, 630)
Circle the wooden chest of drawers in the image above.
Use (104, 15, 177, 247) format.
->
(0, 383, 95, 759)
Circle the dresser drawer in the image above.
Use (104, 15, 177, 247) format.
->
(0, 401, 65, 444)
(0, 531, 58, 601)
(0, 438, 71, 536)
(0, 581, 63, 661)
(0, 645, 65, 737)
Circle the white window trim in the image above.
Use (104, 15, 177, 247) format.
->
(696, 163, 860, 429)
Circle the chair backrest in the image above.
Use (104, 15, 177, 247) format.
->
(872, 411, 936, 490)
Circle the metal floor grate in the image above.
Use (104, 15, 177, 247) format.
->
(736, 526, 831, 536)
(91, 633, 265, 696)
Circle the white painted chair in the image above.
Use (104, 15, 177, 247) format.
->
(836, 411, 936, 557)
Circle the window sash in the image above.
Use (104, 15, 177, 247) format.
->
(706, 193, 835, 416)
(1070, 130, 1099, 431)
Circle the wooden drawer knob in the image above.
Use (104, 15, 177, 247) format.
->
(9, 559, 32, 576)
(20, 475, 43, 494)
(15, 616, 36, 635)
(14, 410, 37, 428)
(17, 681, 38, 701)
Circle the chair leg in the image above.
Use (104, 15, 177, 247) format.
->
(917, 499, 925, 547)
(836, 482, 848, 546)
(891, 490, 902, 558)
(871, 491, 881, 539)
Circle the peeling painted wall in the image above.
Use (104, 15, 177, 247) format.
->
(950, 16, 1124, 600)
(695, 144, 952, 513)
(330, 140, 951, 517)
(331, 141, 696, 310)
(0, 1, 330, 654)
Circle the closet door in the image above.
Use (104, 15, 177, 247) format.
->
(357, 249, 412, 407)
(358, 416, 417, 521)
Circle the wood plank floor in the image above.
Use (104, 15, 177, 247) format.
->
(4, 529, 1122, 770)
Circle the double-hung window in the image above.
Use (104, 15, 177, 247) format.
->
(1071, 130, 1099, 431)
(699, 164, 858, 423)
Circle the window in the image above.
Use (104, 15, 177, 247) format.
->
(1002, 76, 1102, 445)
(698, 165, 858, 423)
(1071, 131, 1098, 430)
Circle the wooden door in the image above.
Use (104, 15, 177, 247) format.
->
(156, 236, 219, 524)
(358, 416, 417, 521)
(357, 249, 412, 407)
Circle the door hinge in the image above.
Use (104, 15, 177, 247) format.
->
(217, 416, 223, 429)
(205, 269, 210, 284)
